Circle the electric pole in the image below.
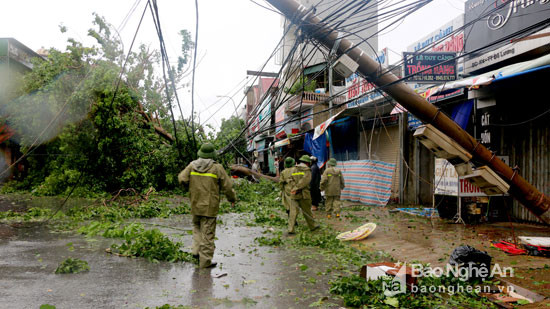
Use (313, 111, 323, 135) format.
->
(265, 0, 550, 223)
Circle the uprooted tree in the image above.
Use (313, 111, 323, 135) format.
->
(0, 15, 202, 195)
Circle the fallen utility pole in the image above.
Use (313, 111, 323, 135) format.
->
(266, 0, 550, 224)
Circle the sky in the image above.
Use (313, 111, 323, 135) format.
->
(1, 0, 465, 131)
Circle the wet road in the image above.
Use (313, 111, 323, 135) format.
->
(0, 214, 340, 309)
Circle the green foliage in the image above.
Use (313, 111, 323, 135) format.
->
(0, 207, 53, 221)
(40, 305, 56, 309)
(290, 227, 391, 269)
(285, 76, 317, 95)
(110, 228, 195, 263)
(66, 199, 190, 222)
(213, 116, 247, 167)
(218, 180, 287, 227)
(34, 169, 82, 196)
(3, 15, 200, 196)
(177, 29, 194, 73)
(329, 274, 497, 308)
(55, 258, 90, 274)
(78, 221, 144, 239)
(146, 305, 190, 309)
(255, 234, 283, 246)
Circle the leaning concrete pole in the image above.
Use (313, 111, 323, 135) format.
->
(266, 0, 550, 224)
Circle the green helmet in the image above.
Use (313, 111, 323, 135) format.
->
(197, 143, 216, 159)
(299, 155, 311, 163)
(328, 158, 337, 166)
(284, 157, 295, 168)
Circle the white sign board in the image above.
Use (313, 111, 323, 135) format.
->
(434, 158, 486, 197)
(465, 27, 550, 74)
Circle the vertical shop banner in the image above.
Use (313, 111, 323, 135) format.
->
(476, 105, 500, 151)
(337, 160, 395, 206)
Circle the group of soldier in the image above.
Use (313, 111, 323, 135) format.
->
(178, 143, 345, 269)
(279, 155, 346, 234)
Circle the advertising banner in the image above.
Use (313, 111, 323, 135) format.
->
(345, 73, 384, 108)
(404, 52, 457, 83)
(407, 15, 465, 75)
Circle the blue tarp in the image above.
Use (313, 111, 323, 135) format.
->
(329, 117, 358, 161)
(451, 99, 473, 129)
(304, 132, 327, 168)
(395, 207, 439, 218)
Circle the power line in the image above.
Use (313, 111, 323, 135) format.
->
(149, 0, 185, 159)
(224, 0, 550, 156)
(149, 0, 198, 159)
(191, 0, 200, 151)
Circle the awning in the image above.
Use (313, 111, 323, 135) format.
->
(303, 62, 327, 75)
(420, 53, 550, 99)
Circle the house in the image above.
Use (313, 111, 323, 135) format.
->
(0, 38, 45, 180)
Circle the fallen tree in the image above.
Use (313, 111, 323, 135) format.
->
(230, 165, 279, 182)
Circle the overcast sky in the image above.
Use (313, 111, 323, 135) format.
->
(1, 0, 465, 131)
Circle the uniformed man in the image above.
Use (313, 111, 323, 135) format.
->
(320, 158, 345, 218)
(288, 155, 319, 234)
(178, 143, 236, 268)
(279, 157, 296, 216)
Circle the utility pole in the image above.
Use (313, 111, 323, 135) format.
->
(266, 0, 550, 224)
(246, 70, 280, 77)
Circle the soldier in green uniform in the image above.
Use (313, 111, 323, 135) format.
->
(279, 157, 296, 216)
(288, 155, 319, 234)
(320, 158, 345, 218)
(178, 143, 236, 268)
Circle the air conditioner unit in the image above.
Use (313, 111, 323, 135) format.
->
(462, 166, 509, 195)
(414, 124, 473, 175)
(333, 54, 359, 78)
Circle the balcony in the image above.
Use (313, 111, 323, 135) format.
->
(285, 91, 346, 114)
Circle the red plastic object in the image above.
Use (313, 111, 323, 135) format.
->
(491, 241, 527, 255)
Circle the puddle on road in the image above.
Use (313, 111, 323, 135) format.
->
(0, 213, 343, 308)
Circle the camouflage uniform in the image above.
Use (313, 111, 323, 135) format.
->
(179, 144, 236, 268)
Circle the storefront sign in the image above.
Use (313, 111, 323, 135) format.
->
(464, 0, 550, 72)
(403, 52, 457, 83)
(346, 73, 384, 108)
(274, 138, 290, 148)
(425, 88, 464, 103)
(374, 48, 389, 67)
(258, 94, 272, 131)
(434, 158, 486, 197)
(476, 105, 500, 151)
(408, 15, 464, 52)
(465, 27, 550, 73)
(408, 114, 423, 131)
(407, 15, 465, 75)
